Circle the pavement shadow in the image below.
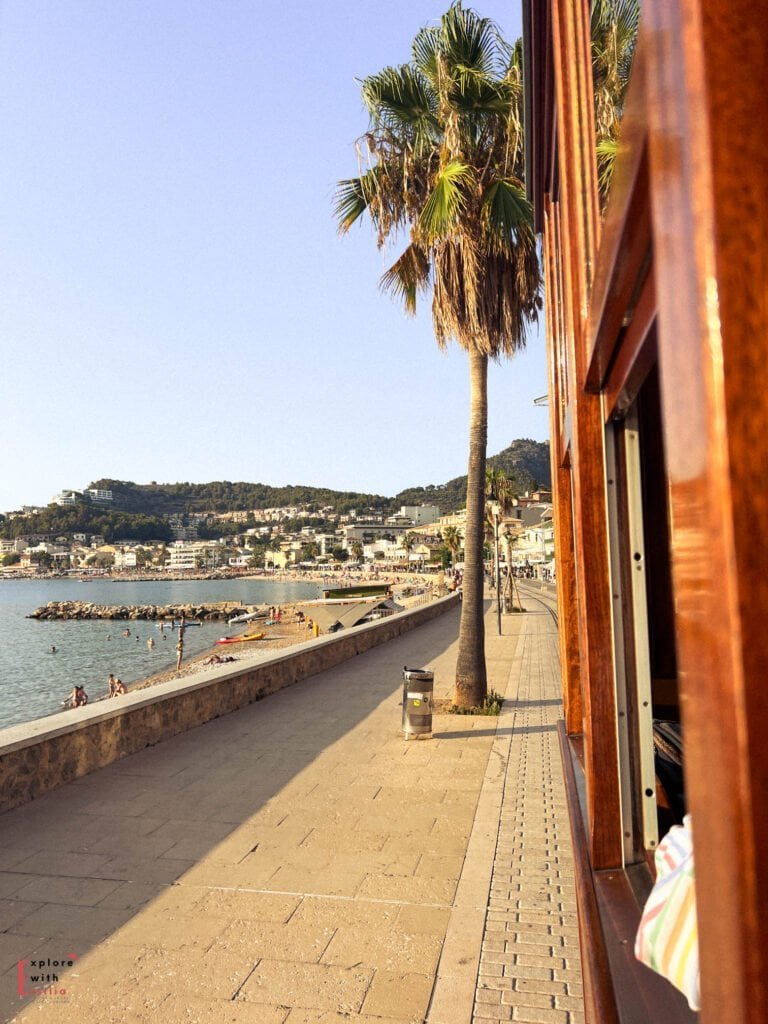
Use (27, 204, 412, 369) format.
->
(0, 607, 462, 1021)
(436, 723, 557, 740)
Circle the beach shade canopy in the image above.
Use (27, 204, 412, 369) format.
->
(296, 599, 403, 633)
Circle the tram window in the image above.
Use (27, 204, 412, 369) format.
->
(637, 367, 685, 836)
(638, 368, 679, 712)
(613, 362, 685, 863)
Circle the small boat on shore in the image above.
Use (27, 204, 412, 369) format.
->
(227, 610, 267, 626)
(215, 632, 266, 645)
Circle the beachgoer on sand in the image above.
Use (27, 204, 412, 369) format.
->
(108, 673, 117, 697)
(114, 679, 126, 695)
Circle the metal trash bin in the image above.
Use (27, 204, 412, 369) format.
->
(402, 666, 434, 740)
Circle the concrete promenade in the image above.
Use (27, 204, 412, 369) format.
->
(0, 594, 583, 1024)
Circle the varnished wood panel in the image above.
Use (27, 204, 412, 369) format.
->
(544, 201, 583, 734)
(585, 46, 652, 395)
(550, 0, 623, 869)
(644, 1, 768, 1020)
(602, 274, 657, 422)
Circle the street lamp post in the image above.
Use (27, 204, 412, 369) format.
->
(492, 502, 502, 636)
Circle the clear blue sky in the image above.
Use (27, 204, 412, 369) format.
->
(0, 0, 548, 513)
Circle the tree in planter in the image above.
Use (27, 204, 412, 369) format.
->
(335, 3, 540, 705)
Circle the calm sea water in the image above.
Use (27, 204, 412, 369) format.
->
(0, 578, 320, 732)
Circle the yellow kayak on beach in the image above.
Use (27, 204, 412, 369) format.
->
(215, 632, 266, 645)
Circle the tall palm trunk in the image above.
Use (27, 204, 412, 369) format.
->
(454, 349, 488, 706)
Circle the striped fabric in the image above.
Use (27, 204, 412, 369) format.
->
(635, 815, 700, 1011)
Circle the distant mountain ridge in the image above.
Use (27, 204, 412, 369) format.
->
(88, 439, 550, 517)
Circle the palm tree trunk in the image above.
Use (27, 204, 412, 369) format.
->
(454, 349, 488, 707)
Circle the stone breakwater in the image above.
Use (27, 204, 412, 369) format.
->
(27, 601, 258, 622)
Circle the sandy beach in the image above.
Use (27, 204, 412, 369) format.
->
(126, 571, 443, 696)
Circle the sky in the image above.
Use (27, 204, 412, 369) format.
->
(0, 0, 548, 513)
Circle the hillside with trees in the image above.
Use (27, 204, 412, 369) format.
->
(0, 439, 551, 542)
(86, 479, 394, 517)
(0, 503, 173, 543)
(395, 439, 551, 513)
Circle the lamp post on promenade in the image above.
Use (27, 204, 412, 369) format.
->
(491, 502, 502, 636)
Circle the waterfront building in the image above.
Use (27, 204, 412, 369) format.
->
(167, 541, 221, 571)
(113, 549, 138, 571)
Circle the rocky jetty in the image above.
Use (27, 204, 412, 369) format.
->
(27, 601, 258, 622)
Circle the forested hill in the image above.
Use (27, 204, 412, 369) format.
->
(395, 439, 551, 513)
(0, 439, 551, 541)
(89, 439, 550, 517)
(87, 480, 394, 516)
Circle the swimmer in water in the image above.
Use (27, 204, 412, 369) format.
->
(51, 645, 57, 653)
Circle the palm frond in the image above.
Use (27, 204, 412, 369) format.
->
(481, 178, 533, 251)
(412, 24, 441, 86)
(334, 175, 370, 233)
(379, 243, 431, 315)
(361, 65, 438, 141)
(448, 74, 513, 115)
(596, 138, 619, 202)
(440, 3, 503, 80)
(418, 161, 474, 241)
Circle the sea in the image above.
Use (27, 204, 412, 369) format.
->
(0, 577, 321, 732)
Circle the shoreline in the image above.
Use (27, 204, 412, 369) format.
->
(0, 567, 444, 585)
(100, 574, 443, 700)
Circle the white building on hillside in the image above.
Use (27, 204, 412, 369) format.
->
(398, 505, 441, 526)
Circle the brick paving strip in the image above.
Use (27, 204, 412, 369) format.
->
(429, 602, 585, 1024)
(0, 598, 583, 1024)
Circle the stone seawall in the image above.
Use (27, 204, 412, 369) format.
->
(0, 593, 459, 814)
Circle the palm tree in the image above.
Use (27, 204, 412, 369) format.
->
(335, 3, 541, 706)
(350, 539, 364, 563)
(402, 531, 416, 567)
(591, 0, 640, 204)
(443, 524, 462, 567)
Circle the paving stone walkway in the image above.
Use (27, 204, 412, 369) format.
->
(471, 601, 584, 1024)
(0, 593, 583, 1024)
